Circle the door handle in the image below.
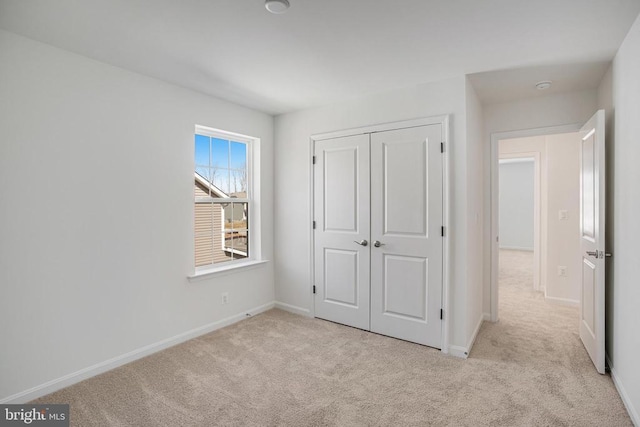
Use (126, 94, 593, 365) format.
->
(353, 240, 368, 247)
(373, 240, 385, 248)
(586, 251, 598, 258)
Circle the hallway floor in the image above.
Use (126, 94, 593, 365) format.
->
(470, 249, 630, 424)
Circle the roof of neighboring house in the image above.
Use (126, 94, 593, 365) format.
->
(194, 172, 228, 198)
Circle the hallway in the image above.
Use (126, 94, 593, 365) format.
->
(471, 249, 629, 424)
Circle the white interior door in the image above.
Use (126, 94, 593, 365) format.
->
(579, 110, 606, 374)
(370, 125, 443, 347)
(313, 134, 370, 330)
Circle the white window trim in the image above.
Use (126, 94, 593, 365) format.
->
(188, 259, 269, 281)
(191, 125, 262, 278)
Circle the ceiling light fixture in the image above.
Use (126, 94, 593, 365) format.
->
(535, 80, 552, 90)
(265, 0, 290, 14)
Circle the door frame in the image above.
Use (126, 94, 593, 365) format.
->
(490, 123, 582, 322)
(309, 115, 451, 353)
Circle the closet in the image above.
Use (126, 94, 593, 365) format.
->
(312, 120, 445, 348)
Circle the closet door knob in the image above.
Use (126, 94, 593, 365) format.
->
(353, 240, 368, 247)
(373, 241, 385, 248)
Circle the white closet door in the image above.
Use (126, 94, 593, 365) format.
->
(313, 134, 370, 330)
(370, 125, 443, 347)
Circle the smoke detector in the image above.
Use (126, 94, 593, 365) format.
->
(535, 81, 552, 90)
(265, 0, 290, 14)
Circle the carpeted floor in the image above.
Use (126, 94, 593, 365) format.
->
(34, 249, 631, 426)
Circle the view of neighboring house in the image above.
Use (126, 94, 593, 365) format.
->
(194, 173, 248, 267)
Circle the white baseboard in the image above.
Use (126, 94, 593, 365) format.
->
(467, 313, 485, 356)
(606, 354, 640, 426)
(448, 345, 469, 359)
(0, 301, 275, 404)
(448, 313, 485, 359)
(483, 312, 491, 321)
(274, 301, 311, 317)
(544, 296, 579, 307)
(498, 246, 534, 251)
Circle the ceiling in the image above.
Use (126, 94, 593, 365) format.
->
(1, 0, 639, 115)
(468, 61, 613, 105)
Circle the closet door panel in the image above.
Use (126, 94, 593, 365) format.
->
(313, 134, 370, 330)
(370, 125, 443, 348)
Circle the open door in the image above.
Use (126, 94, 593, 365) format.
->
(579, 110, 606, 374)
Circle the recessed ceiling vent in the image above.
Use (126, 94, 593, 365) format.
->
(265, 0, 290, 14)
(535, 80, 552, 90)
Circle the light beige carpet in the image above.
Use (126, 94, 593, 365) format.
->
(34, 250, 631, 426)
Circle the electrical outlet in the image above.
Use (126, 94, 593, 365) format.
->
(559, 210, 568, 220)
(221, 292, 229, 305)
(557, 266, 567, 277)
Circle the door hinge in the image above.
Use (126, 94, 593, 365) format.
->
(440, 309, 443, 320)
(312, 156, 316, 164)
(441, 226, 445, 237)
(313, 221, 316, 229)
(313, 285, 316, 294)
(441, 142, 444, 153)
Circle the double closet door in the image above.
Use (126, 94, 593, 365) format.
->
(313, 124, 443, 348)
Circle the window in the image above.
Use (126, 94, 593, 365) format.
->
(194, 125, 254, 270)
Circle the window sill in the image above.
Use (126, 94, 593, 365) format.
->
(188, 259, 269, 282)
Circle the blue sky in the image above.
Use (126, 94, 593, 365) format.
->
(195, 134, 247, 194)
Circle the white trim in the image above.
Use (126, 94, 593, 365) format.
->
(499, 157, 535, 164)
(0, 302, 275, 404)
(308, 135, 316, 318)
(467, 313, 485, 356)
(275, 301, 312, 317)
(544, 296, 579, 307)
(499, 246, 534, 251)
(483, 312, 491, 321)
(606, 354, 640, 426)
(448, 346, 469, 358)
(195, 124, 255, 144)
(311, 116, 450, 141)
(188, 259, 268, 281)
(310, 115, 451, 354)
(441, 115, 451, 355)
(490, 123, 582, 323)
(448, 313, 484, 359)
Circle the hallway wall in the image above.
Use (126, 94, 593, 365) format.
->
(499, 159, 535, 251)
(597, 13, 640, 425)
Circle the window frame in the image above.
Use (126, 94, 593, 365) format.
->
(192, 125, 260, 277)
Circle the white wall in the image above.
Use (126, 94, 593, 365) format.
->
(544, 132, 581, 304)
(464, 78, 485, 346)
(598, 13, 640, 425)
(0, 30, 275, 402)
(274, 75, 483, 351)
(499, 160, 535, 250)
(482, 90, 598, 314)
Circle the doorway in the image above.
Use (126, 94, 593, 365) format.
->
(491, 125, 583, 323)
(490, 111, 607, 374)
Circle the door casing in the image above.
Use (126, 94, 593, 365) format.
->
(309, 115, 451, 354)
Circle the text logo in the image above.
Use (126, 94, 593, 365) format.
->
(0, 405, 68, 427)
